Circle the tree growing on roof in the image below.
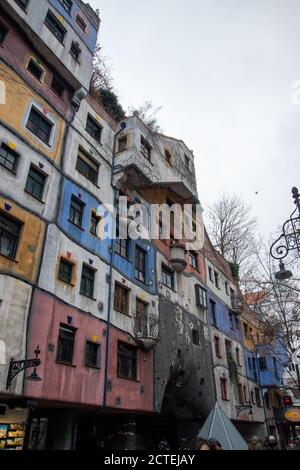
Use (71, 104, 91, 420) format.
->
(128, 101, 163, 133)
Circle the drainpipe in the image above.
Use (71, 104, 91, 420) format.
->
(103, 121, 127, 409)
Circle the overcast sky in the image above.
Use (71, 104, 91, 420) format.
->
(89, 0, 300, 238)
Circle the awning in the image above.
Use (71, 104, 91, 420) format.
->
(198, 402, 248, 450)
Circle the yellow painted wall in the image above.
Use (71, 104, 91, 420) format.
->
(0, 197, 45, 283)
(0, 63, 65, 162)
(242, 317, 261, 351)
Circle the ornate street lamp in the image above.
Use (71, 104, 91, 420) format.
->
(270, 187, 300, 280)
(6, 345, 42, 390)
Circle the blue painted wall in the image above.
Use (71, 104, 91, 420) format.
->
(49, 0, 98, 53)
(244, 349, 259, 383)
(59, 179, 157, 294)
(207, 290, 243, 343)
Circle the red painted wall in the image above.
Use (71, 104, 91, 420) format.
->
(106, 328, 153, 412)
(25, 289, 105, 407)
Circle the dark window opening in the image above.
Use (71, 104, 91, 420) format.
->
(58, 258, 73, 284)
(0, 22, 8, 44)
(162, 264, 175, 290)
(141, 136, 151, 161)
(25, 165, 46, 200)
(0, 212, 22, 259)
(80, 264, 95, 298)
(135, 247, 146, 283)
(51, 76, 65, 97)
(0, 143, 19, 173)
(27, 59, 43, 81)
(76, 147, 99, 184)
(85, 341, 100, 368)
(220, 378, 228, 400)
(14, 0, 29, 11)
(210, 299, 217, 326)
(70, 41, 81, 61)
(192, 329, 200, 346)
(208, 267, 213, 282)
(189, 251, 198, 270)
(258, 357, 267, 371)
(215, 336, 221, 357)
(59, 0, 73, 14)
(86, 114, 102, 142)
(90, 212, 101, 237)
(76, 14, 87, 32)
(117, 342, 137, 380)
(195, 285, 207, 309)
(69, 196, 84, 227)
(255, 387, 262, 407)
(118, 135, 127, 153)
(57, 325, 75, 364)
(114, 283, 129, 315)
(45, 10, 67, 43)
(26, 107, 53, 144)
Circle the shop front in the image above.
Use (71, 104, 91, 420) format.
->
(0, 404, 29, 451)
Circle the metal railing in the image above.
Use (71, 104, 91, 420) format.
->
(134, 313, 159, 341)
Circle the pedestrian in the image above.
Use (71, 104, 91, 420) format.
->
(248, 435, 264, 450)
(265, 435, 278, 450)
(286, 439, 297, 450)
(192, 437, 224, 450)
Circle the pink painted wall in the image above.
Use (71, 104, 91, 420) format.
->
(25, 289, 106, 407)
(106, 328, 154, 412)
(0, 12, 74, 121)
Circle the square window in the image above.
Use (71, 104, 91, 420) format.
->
(0, 143, 19, 173)
(118, 136, 127, 153)
(0, 212, 22, 259)
(0, 22, 8, 44)
(26, 107, 53, 144)
(117, 342, 137, 380)
(51, 76, 65, 97)
(115, 232, 129, 259)
(57, 325, 75, 364)
(189, 251, 198, 270)
(195, 285, 207, 309)
(70, 41, 81, 62)
(45, 10, 67, 44)
(25, 165, 46, 200)
(69, 196, 84, 228)
(114, 283, 129, 315)
(59, 0, 73, 14)
(58, 258, 73, 284)
(76, 147, 99, 184)
(162, 265, 175, 290)
(76, 14, 87, 32)
(135, 247, 146, 283)
(80, 264, 95, 298)
(86, 114, 102, 143)
(27, 59, 44, 82)
(85, 341, 100, 368)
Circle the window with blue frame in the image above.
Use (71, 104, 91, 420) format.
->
(59, 0, 73, 14)
(258, 357, 267, 370)
(69, 196, 84, 228)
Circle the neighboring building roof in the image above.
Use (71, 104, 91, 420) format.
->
(203, 229, 234, 281)
(198, 402, 248, 450)
(244, 291, 267, 306)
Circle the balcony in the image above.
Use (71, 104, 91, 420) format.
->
(133, 313, 159, 350)
(230, 296, 243, 315)
(170, 242, 187, 273)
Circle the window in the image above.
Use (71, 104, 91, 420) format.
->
(70, 41, 81, 61)
(0, 143, 19, 173)
(189, 251, 198, 270)
(265, 391, 271, 409)
(80, 264, 95, 298)
(248, 357, 252, 370)
(255, 387, 262, 407)
(165, 149, 172, 164)
(58, 258, 73, 284)
(192, 329, 200, 346)
(86, 114, 102, 142)
(141, 136, 151, 161)
(115, 236, 129, 259)
(118, 136, 127, 153)
(69, 196, 84, 227)
(273, 357, 279, 380)
(243, 322, 248, 337)
(135, 247, 146, 283)
(45, 10, 67, 44)
(236, 317, 241, 330)
(14, 0, 29, 11)
(184, 154, 190, 170)
(162, 265, 175, 290)
(51, 76, 65, 97)
(57, 325, 75, 364)
(252, 357, 258, 381)
(225, 282, 229, 295)
(27, 59, 44, 81)
(243, 386, 249, 403)
(208, 267, 213, 282)
(26, 107, 53, 144)
(76, 14, 87, 32)
(229, 312, 234, 329)
(258, 357, 267, 371)
(210, 299, 217, 326)
(251, 390, 255, 404)
(0, 22, 8, 44)
(214, 271, 220, 288)
(238, 384, 244, 404)
(76, 147, 99, 184)
(0, 212, 22, 259)
(117, 342, 137, 380)
(85, 341, 100, 368)
(236, 347, 241, 366)
(195, 285, 207, 309)
(90, 212, 101, 237)
(59, 0, 73, 14)
(220, 378, 228, 400)
(214, 336, 221, 357)
(114, 283, 129, 315)
(25, 166, 46, 200)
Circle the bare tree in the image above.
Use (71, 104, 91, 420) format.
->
(128, 101, 162, 133)
(91, 43, 113, 91)
(206, 192, 258, 272)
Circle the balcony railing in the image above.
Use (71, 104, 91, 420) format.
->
(230, 296, 243, 314)
(134, 313, 159, 350)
